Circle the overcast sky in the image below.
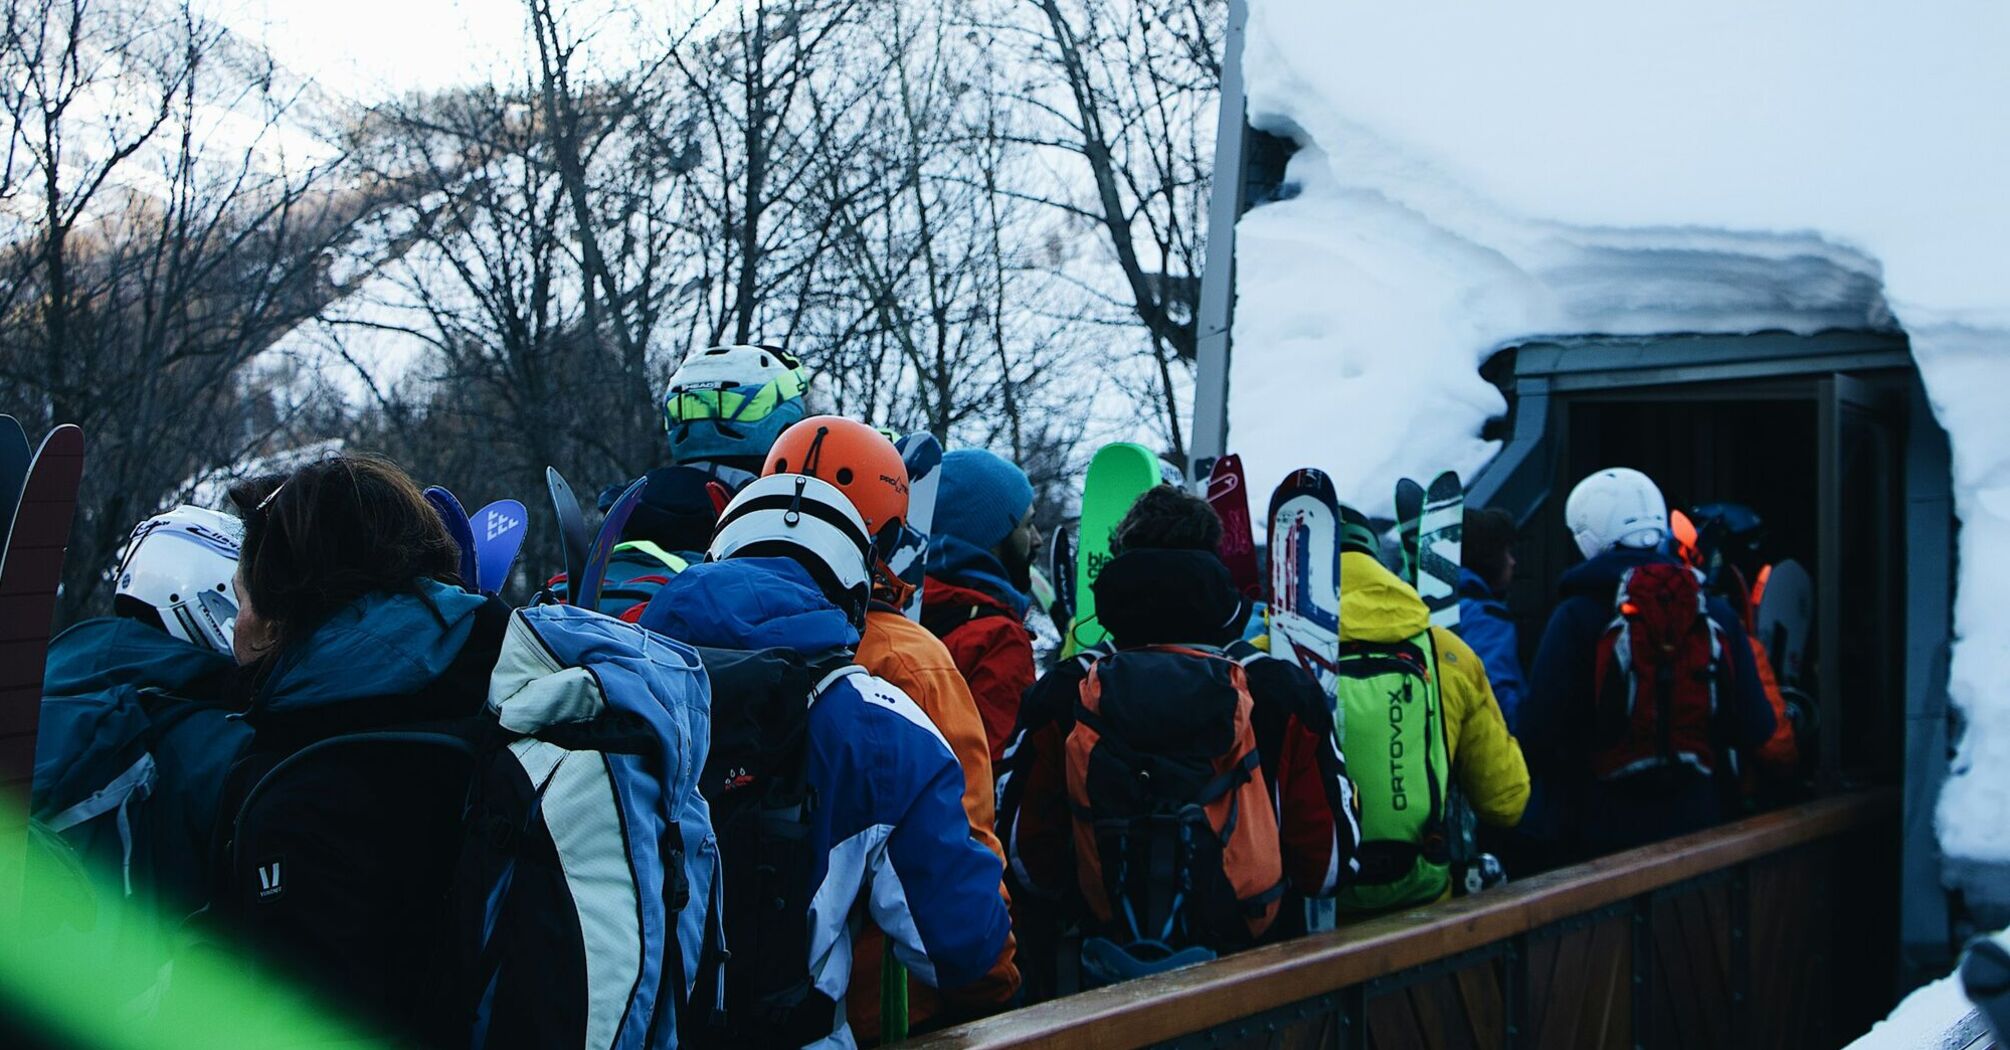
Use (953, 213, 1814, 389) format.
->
(210, 0, 531, 99)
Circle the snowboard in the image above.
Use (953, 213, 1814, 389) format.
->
(1048, 526, 1076, 631)
(0, 424, 85, 795)
(1072, 442, 1163, 649)
(1266, 468, 1341, 692)
(1417, 471, 1463, 629)
(472, 499, 529, 596)
(1207, 454, 1262, 601)
(0, 415, 28, 560)
(576, 475, 649, 612)
(546, 467, 590, 602)
(1395, 477, 1425, 586)
(1755, 558, 1814, 688)
(892, 433, 944, 621)
(424, 486, 481, 590)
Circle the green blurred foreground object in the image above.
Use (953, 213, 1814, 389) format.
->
(1, 795, 382, 1049)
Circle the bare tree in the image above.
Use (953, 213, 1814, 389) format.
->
(0, 0, 365, 621)
(999, 0, 1222, 462)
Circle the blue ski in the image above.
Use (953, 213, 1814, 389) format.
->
(424, 486, 479, 590)
(472, 498, 529, 596)
(575, 475, 649, 612)
(547, 467, 590, 603)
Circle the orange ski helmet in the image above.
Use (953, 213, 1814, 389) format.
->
(763, 416, 910, 541)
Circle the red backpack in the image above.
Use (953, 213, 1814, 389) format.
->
(1591, 564, 1731, 780)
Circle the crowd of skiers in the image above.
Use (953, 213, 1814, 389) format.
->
(26, 343, 1807, 1047)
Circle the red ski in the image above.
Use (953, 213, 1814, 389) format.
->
(1207, 454, 1262, 600)
(0, 424, 85, 798)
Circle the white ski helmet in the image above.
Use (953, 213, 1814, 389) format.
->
(1565, 468, 1669, 560)
(114, 505, 243, 654)
(708, 472, 872, 625)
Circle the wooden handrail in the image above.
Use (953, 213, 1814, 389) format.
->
(910, 789, 1897, 1049)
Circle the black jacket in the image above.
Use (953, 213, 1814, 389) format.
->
(200, 584, 510, 1043)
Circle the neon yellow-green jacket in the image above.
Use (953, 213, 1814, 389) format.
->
(1340, 551, 1530, 830)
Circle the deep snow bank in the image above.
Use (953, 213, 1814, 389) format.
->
(1231, 1, 2010, 864)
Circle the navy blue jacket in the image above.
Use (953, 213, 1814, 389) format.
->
(1455, 569, 1527, 730)
(1519, 547, 1775, 851)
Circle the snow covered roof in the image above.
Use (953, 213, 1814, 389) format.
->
(1229, 0, 2010, 871)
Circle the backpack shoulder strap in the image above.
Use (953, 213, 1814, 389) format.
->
(919, 601, 1010, 639)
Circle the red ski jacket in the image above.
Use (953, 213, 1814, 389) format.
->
(921, 575, 1036, 764)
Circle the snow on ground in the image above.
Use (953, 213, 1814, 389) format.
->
(1231, 0, 2010, 867)
(1842, 963, 1988, 1050)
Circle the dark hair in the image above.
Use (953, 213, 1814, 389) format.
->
(1463, 507, 1518, 585)
(227, 454, 461, 656)
(1110, 485, 1222, 557)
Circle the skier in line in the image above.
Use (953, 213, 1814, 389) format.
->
(656, 342, 815, 493)
(1329, 504, 1529, 916)
(755, 417, 1022, 1037)
(31, 507, 254, 1011)
(998, 485, 1361, 994)
(1519, 468, 1776, 861)
(1456, 507, 1528, 730)
(640, 473, 1012, 1048)
(184, 456, 513, 1039)
(920, 449, 1041, 762)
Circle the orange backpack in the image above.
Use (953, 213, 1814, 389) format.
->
(1067, 646, 1286, 959)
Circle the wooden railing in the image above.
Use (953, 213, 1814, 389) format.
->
(910, 789, 1900, 1050)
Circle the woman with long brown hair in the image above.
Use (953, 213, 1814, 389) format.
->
(202, 454, 509, 1040)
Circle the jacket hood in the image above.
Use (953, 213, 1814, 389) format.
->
(922, 574, 1018, 617)
(1556, 544, 1675, 602)
(1458, 567, 1498, 602)
(1093, 548, 1247, 648)
(44, 617, 236, 699)
(256, 579, 490, 715)
(925, 532, 1030, 617)
(641, 557, 860, 653)
(1340, 551, 1429, 644)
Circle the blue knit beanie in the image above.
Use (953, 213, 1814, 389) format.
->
(932, 449, 1034, 551)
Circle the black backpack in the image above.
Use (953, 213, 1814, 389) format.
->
(685, 646, 857, 1050)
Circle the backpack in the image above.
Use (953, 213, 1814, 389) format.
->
(683, 646, 860, 1050)
(1333, 634, 1452, 913)
(548, 541, 692, 621)
(228, 604, 713, 1049)
(1067, 645, 1286, 983)
(30, 685, 250, 1005)
(1591, 563, 1729, 781)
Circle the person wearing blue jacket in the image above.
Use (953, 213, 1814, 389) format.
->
(1519, 469, 1775, 863)
(32, 507, 252, 1011)
(1456, 507, 1527, 729)
(642, 473, 1012, 1050)
(182, 456, 511, 1043)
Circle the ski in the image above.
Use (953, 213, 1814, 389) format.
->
(1267, 467, 1342, 693)
(1395, 477, 1425, 586)
(1754, 558, 1814, 689)
(1207, 454, 1262, 601)
(892, 433, 943, 622)
(0, 424, 84, 794)
(472, 499, 529, 596)
(424, 486, 480, 591)
(547, 467, 591, 603)
(576, 474, 649, 612)
(1073, 442, 1163, 649)
(1418, 471, 1463, 629)
(0, 415, 28, 561)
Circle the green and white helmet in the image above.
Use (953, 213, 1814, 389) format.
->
(662, 344, 812, 468)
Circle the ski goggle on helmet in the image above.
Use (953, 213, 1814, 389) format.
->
(662, 345, 812, 462)
(113, 505, 243, 654)
(709, 473, 874, 626)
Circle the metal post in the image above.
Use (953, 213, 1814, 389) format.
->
(1188, 0, 1250, 478)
